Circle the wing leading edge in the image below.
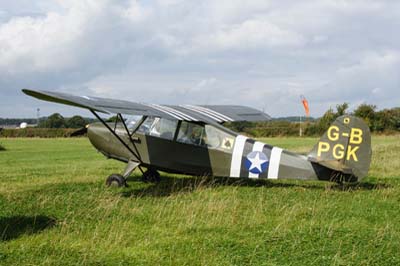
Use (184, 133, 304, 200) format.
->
(22, 89, 271, 123)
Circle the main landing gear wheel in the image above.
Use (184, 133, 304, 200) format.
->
(142, 169, 161, 183)
(106, 174, 128, 187)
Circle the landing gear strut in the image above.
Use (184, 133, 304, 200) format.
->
(105, 160, 140, 188)
(105, 161, 161, 187)
(106, 174, 128, 187)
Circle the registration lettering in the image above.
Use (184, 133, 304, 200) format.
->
(317, 124, 363, 162)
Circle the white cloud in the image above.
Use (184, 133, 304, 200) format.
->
(1, 0, 400, 117)
(0, 1, 100, 74)
(195, 19, 306, 51)
(337, 51, 400, 77)
(121, 0, 152, 22)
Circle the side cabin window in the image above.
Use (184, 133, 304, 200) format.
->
(204, 124, 234, 150)
(177, 121, 234, 150)
(177, 121, 206, 146)
(137, 117, 178, 140)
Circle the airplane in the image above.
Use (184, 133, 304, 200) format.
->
(23, 89, 372, 187)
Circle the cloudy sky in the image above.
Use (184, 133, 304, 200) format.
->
(1, 0, 399, 118)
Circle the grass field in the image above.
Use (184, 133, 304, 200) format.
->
(0, 136, 399, 265)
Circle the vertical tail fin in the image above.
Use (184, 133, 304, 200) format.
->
(308, 115, 372, 182)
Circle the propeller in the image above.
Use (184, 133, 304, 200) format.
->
(70, 125, 89, 137)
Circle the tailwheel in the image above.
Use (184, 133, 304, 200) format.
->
(142, 169, 161, 183)
(329, 171, 357, 184)
(106, 174, 128, 187)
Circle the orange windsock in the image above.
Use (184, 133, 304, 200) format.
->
(300, 95, 310, 117)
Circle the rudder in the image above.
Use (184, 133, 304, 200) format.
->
(308, 115, 372, 182)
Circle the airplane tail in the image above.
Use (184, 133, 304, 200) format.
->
(308, 115, 372, 182)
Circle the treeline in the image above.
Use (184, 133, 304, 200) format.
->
(304, 103, 400, 136)
(1, 104, 399, 138)
(0, 118, 37, 126)
(37, 113, 96, 128)
(272, 116, 316, 122)
(0, 128, 79, 138)
(0, 114, 96, 138)
(0, 128, 3, 149)
(0, 114, 96, 128)
(226, 103, 400, 137)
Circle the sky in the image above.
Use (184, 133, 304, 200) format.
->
(0, 0, 399, 118)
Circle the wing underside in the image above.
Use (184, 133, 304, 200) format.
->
(22, 89, 271, 123)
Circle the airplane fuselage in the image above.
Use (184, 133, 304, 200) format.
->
(87, 122, 329, 181)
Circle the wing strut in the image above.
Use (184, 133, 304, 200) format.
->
(116, 113, 145, 161)
(90, 110, 145, 174)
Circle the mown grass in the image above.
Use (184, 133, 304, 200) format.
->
(0, 136, 399, 265)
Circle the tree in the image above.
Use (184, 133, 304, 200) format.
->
(39, 113, 66, 128)
(374, 108, 400, 132)
(353, 104, 376, 129)
(67, 115, 87, 128)
(336, 102, 349, 116)
(317, 108, 336, 133)
(225, 121, 253, 133)
(313, 103, 349, 134)
(106, 116, 119, 122)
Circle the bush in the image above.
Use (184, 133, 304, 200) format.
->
(226, 120, 306, 137)
(373, 108, 400, 132)
(37, 114, 93, 129)
(67, 115, 88, 128)
(0, 128, 82, 138)
(38, 113, 66, 128)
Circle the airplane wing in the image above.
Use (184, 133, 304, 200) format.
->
(22, 89, 271, 124)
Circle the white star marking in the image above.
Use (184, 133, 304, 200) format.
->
(248, 152, 268, 172)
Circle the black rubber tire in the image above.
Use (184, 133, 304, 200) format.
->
(142, 169, 161, 183)
(106, 174, 127, 187)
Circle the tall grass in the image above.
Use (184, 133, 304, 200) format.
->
(0, 136, 399, 265)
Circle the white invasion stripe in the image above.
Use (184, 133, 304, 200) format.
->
(152, 104, 186, 120)
(191, 105, 233, 121)
(248, 141, 266, 179)
(186, 105, 228, 121)
(144, 104, 182, 120)
(194, 105, 234, 122)
(230, 135, 248, 177)
(268, 147, 283, 179)
(156, 105, 188, 120)
(182, 105, 223, 122)
(180, 105, 223, 123)
(187, 105, 233, 122)
(167, 107, 198, 121)
(149, 104, 182, 119)
(160, 105, 198, 121)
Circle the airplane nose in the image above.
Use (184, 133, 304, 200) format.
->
(87, 123, 111, 154)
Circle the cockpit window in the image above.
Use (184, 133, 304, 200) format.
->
(137, 117, 178, 140)
(177, 121, 234, 150)
(125, 115, 141, 133)
(137, 117, 155, 134)
(177, 122, 206, 146)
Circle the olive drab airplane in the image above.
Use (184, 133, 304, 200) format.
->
(23, 89, 372, 187)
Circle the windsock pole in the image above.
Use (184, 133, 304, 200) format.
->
(299, 115, 302, 136)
